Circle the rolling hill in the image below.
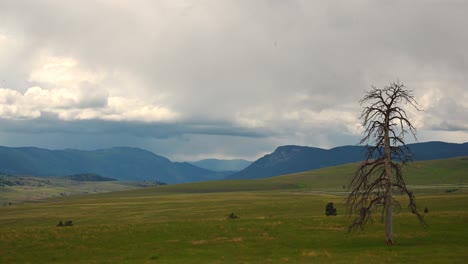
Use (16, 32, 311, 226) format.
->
(0, 146, 213, 183)
(141, 156, 468, 194)
(4, 156, 465, 204)
(0, 173, 163, 204)
(1, 141, 466, 184)
(228, 141, 468, 180)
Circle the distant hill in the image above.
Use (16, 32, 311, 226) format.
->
(228, 142, 468, 180)
(0, 173, 165, 203)
(0, 147, 213, 184)
(60, 173, 117, 182)
(2, 142, 466, 183)
(131, 156, 468, 194)
(190, 159, 252, 172)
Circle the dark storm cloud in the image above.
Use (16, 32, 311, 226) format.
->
(0, 116, 272, 139)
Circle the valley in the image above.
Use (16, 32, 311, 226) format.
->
(0, 157, 467, 263)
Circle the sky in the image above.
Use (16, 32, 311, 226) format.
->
(0, 0, 467, 161)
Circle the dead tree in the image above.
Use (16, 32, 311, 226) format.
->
(346, 81, 426, 245)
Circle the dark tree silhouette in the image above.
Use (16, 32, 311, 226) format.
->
(346, 82, 426, 245)
(325, 202, 337, 216)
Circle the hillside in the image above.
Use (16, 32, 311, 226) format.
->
(1, 142, 466, 184)
(6, 157, 465, 204)
(228, 142, 468, 180)
(59, 173, 117, 182)
(0, 173, 162, 204)
(123, 156, 468, 195)
(0, 147, 213, 183)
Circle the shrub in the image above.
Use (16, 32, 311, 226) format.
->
(227, 213, 239, 219)
(57, 220, 73, 227)
(325, 202, 337, 216)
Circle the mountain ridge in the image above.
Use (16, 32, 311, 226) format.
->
(227, 141, 468, 180)
(0, 146, 213, 184)
(1, 141, 467, 183)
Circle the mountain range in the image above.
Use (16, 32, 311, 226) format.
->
(0, 141, 467, 183)
(0, 147, 213, 184)
(227, 141, 468, 179)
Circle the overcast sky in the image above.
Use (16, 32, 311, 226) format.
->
(0, 0, 467, 161)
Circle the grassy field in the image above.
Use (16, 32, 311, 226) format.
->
(0, 175, 160, 205)
(0, 157, 467, 263)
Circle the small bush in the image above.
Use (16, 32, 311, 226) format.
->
(57, 220, 73, 227)
(325, 202, 337, 216)
(227, 213, 239, 219)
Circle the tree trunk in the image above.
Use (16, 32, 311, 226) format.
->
(384, 113, 393, 245)
(385, 187, 393, 245)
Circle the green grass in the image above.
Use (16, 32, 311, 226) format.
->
(1, 191, 467, 263)
(140, 156, 468, 194)
(0, 157, 467, 263)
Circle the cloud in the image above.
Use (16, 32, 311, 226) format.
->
(0, 1, 467, 160)
(29, 52, 104, 85)
(423, 97, 468, 132)
(0, 51, 179, 122)
(0, 86, 179, 122)
(0, 88, 40, 119)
